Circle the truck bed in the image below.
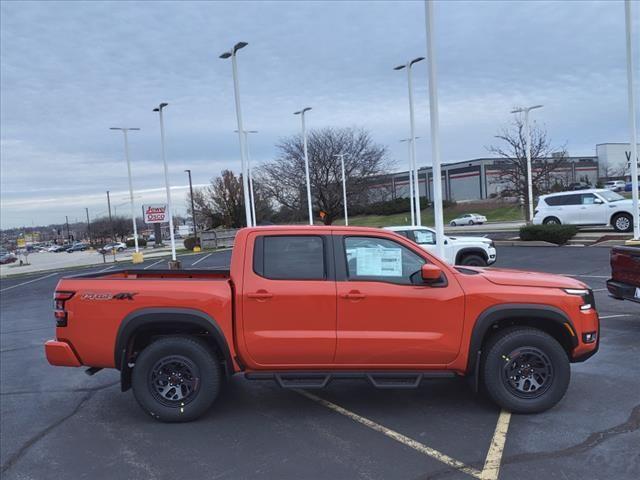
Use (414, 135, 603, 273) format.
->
(69, 267, 231, 280)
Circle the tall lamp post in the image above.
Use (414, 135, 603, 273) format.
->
(294, 107, 313, 225)
(624, 0, 639, 241)
(220, 42, 253, 228)
(235, 130, 258, 226)
(106, 190, 116, 262)
(511, 104, 543, 223)
(110, 127, 142, 263)
(400, 137, 420, 225)
(334, 153, 349, 225)
(424, 0, 445, 259)
(153, 102, 179, 268)
(395, 56, 425, 226)
(185, 169, 199, 248)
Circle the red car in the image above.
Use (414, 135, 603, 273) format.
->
(46, 226, 599, 422)
(607, 245, 640, 303)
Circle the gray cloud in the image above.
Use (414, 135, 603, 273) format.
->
(1, 0, 637, 228)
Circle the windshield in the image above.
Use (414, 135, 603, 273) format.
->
(598, 190, 625, 202)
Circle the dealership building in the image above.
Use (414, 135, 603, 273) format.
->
(369, 142, 637, 202)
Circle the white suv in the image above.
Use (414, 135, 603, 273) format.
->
(533, 189, 635, 232)
(604, 180, 626, 192)
(384, 225, 497, 266)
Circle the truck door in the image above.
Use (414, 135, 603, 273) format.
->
(241, 233, 337, 366)
(334, 234, 465, 366)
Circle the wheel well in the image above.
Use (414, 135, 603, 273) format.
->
(480, 317, 574, 358)
(610, 211, 631, 223)
(543, 216, 560, 223)
(455, 248, 488, 264)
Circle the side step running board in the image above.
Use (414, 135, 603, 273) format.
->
(245, 371, 456, 389)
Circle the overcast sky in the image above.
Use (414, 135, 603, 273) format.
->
(1, 0, 638, 228)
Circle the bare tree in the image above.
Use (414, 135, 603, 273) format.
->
(258, 127, 390, 225)
(487, 117, 567, 221)
(189, 170, 273, 229)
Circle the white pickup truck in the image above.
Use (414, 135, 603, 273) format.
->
(385, 225, 497, 266)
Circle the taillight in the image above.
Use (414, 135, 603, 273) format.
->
(54, 291, 75, 327)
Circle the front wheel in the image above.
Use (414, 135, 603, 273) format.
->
(132, 336, 221, 422)
(612, 213, 632, 233)
(451, 221, 457, 226)
(481, 328, 570, 413)
(543, 216, 561, 225)
(460, 254, 487, 266)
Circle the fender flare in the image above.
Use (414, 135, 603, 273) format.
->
(455, 247, 488, 265)
(466, 303, 577, 374)
(114, 307, 233, 373)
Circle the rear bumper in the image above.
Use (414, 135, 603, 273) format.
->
(45, 340, 81, 367)
(606, 279, 640, 304)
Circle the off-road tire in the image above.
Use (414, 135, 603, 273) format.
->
(481, 327, 570, 413)
(132, 336, 221, 422)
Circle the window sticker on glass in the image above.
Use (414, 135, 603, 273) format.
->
(354, 247, 402, 277)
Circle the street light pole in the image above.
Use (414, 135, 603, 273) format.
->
(220, 42, 252, 228)
(106, 190, 116, 262)
(395, 56, 425, 226)
(400, 137, 420, 225)
(511, 104, 543, 223)
(295, 107, 313, 225)
(236, 130, 258, 226)
(624, 0, 639, 241)
(153, 102, 179, 267)
(334, 153, 349, 225)
(110, 127, 141, 260)
(424, 0, 445, 259)
(185, 169, 198, 246)
(85, 207, 91, 246)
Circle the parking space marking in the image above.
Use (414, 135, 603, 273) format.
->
(97, 265, 115, 273)
(480, 410, 511, 480)
(0, 272, 59, 293)
(599, 314, 633, 319)
(143, 259, 165, 270)
(191, 253, 212, 266)
(297, 390, 483, 479)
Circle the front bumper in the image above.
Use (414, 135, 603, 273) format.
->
(45, 340, 81, 367)
(606, 279, 640, 304)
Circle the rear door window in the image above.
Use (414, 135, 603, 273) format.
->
(254, 235, 326, 280)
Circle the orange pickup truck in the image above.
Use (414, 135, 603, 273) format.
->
(45, 226, 599, 422)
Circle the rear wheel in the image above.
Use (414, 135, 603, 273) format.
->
(612, 213, 632, 233)
(451, 221, 457, 226)
(132, 336, 221, 422)
(481, 328, 570, 413)
(543, 216, 561, 225)
(459, 254, 487, 266)
(469, 220, 475, 225)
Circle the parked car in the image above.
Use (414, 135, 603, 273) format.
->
(449, 213, 487, 226)
(99, 242, 127, 254)
(604, 180, 626, 192)
(384, 225, 496, 266)
(625, 181, 639, 192)
(66, 243, 89, 253)
(46, 225, 599, 421)
(606, 245, 640, 304)
(0, 250, 17, 264)
(49, 245, 69, 253)
(567, 182, 591, 190)
(533, 188, 637, 232)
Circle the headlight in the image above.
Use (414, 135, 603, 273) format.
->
(564, 288, 595, 311)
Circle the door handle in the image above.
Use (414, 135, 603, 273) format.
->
(248, 291, 273, 300)
(340, 291, 366, 300)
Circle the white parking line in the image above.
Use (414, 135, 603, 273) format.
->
(0, 272, 59, 293)
(563, 274, 609, 279)
(144, 259, 165, 270)
(97, 265, 115, 273)
(599, 314, 632, 319)
(191, 253, 212, 266)
(297, 390, 484, 479)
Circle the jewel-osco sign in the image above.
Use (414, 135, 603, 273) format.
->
(143, 204, 169, 224)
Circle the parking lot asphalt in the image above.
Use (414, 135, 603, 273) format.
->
(0, 246, 638, 480)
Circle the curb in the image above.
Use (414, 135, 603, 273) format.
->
(494, 240, 558, 247)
